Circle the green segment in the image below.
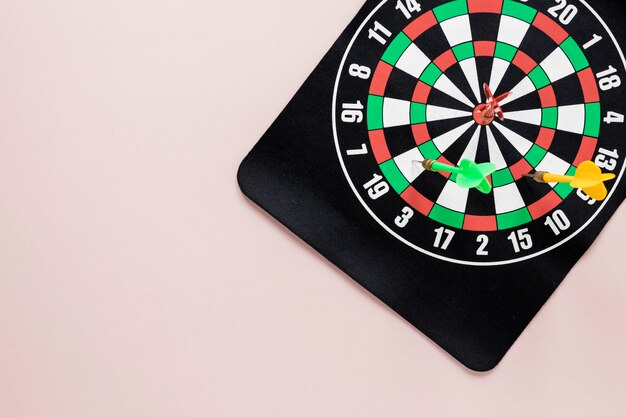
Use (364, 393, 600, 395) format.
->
(561, 37, 589, 71)
(497, 208, 533, 230)
(420, 63, 443, 86)
(381, 32, 412, 66)
(584, 102, 601, 137)
(410, 103, 427, 124)
(367, 95, 384, 131)
(433, 0, 468, 22)
(526, 144, 548, 167)
(502, 0, 538, 23)
(491, 168, 515, 187)
(495, 42, 518, 62)
(429, 204, 464, 229)
(554, 166, 576, 199)
(529, 66, 551, 89)
(541, 107, 558, 129)
(418, 141, 441, 160)
(380, 160, 410, 194)
(453, 42, 475, 61)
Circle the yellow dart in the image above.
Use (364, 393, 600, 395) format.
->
(527, 161, 616, 201)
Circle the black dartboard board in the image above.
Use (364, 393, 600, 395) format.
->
(238, 0, 626, 371)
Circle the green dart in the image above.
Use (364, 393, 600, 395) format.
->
(421, 159, 497, 194)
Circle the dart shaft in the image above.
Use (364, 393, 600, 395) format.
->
(541, 173, 574, 184)
(430, 161, 459, 174)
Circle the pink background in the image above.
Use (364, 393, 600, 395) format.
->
(1, 1, 625, 416)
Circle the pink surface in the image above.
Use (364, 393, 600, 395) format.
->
(0, 1, 625, 416)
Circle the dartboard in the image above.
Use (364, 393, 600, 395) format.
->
(333, 0, 625, 265)
(239, 0, 626, 370)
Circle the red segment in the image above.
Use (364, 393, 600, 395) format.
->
(401, 187, 434, 217)
(578, 68, 600, 102)
(412, 81, 432, 103)
(468, 0, 503, 14)
(404, 11, 437, 40)
(474, 41, 496, 57)
(412, 123, 431, 145)
(436, 156, 453, 179)
(510, 159, 533, 180)
(512, 50, 537, 74)
(434, 50, 457, 72)
(574, 136, 598, 166)
(528, 191, 562, 219)
(532, 12, 569, 45)
(535, 128, 555, 149)
(369, 62, 393, 96)
(463, 215, 498, 232)
(369, 130, 391, 163)
(538, 86, 557, 107)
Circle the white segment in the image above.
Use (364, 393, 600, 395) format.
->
(488, 58, 511, 95)
(500, 76, 536, 105)
(434, 74, 475, 108)
(439, 15, 472, 46)
(382, 98, 411, 128)
(494, 183, 526, 214)
(395, 43, 431, 79)
(534, 152, 571, 183)
(540, 47, 575, 83)
(432, 120, 475, 153)
(437, 179, 471, 212)
(506, 108, 542, 125)
(486, 126, 508, 170)
(556, 104, 585, 134)
(459, 58, 482, 102)
(426, 105, 472, 122)
(440, 14, 480, 103)
(459, 125, 482, 161)
(394, 147, 425, 183)
(487, 16, 531, 94)
(497, 15, 531, 48)
(492, 122, 534, 155)
(436, 126, 482, 212)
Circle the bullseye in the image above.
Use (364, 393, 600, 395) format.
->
(473, 83, 511, 125)
(473, 104, 495, 125)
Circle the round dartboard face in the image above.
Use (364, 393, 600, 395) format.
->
(333, 0, 626, 265)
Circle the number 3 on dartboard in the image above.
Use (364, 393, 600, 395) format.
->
(394, 207, 414, 228)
